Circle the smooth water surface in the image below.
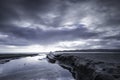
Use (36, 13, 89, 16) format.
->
(0, 54, 74, 80)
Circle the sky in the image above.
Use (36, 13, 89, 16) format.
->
(0, 0, 120, 52)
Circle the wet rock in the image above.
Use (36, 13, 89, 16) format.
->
(54, 54, 120, 80)
(94, 74, 114, 80)
(47, 53, 56, 63)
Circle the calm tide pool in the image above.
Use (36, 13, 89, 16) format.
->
(0, 54, 74, 80)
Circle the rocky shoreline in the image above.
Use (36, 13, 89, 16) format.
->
(47, 53, 120, 80)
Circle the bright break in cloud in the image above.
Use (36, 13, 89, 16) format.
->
(0, 0, 120, 52)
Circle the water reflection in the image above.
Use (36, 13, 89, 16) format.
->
(0, 59, 11, 64)
(0, 54, 74, 80)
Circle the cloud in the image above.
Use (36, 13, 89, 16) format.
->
(0, 0, 120, 51)
(0, 23, 99, 46)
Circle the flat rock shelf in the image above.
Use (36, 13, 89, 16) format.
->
(47, 52, 120, 80)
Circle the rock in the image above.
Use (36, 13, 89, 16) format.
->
(54, 54, 120, 80)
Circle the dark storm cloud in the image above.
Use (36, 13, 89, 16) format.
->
(0, 0, 54, 23)
(95, 0, 120, 26)
(103, 33, 120, 40)
(0, 23, 99, 45)
(0, 0, 120, 49)
(0, 0, 70, 28)
(0, 0, 19, 23)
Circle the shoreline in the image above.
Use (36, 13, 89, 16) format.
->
(0, 54, 38, 64)
(47, 53, 120, 80)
